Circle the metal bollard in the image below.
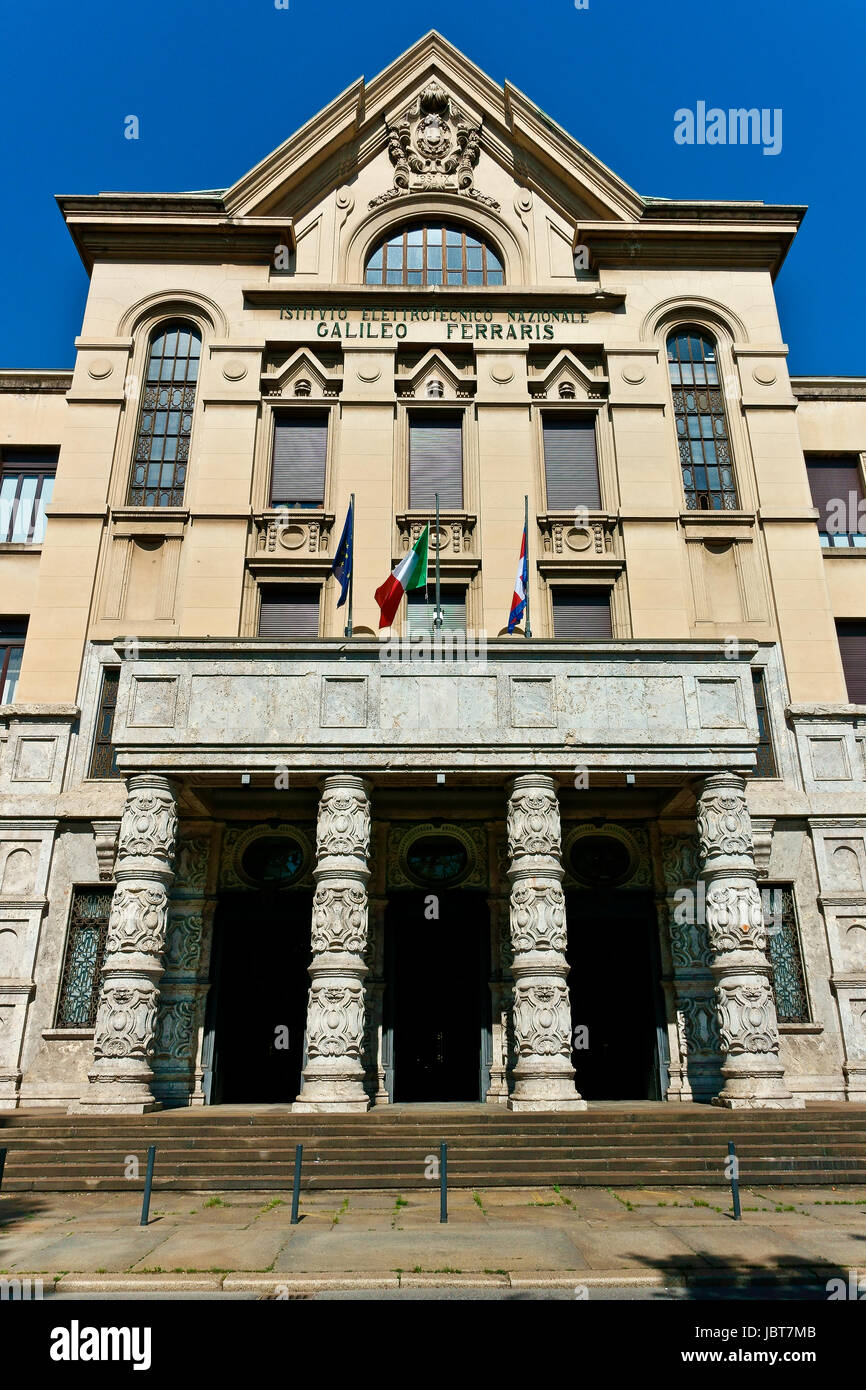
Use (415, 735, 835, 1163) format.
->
(290, 1143, 303, 1225)
(440, 1141, 448, 1224)
(0, 1147, 7, 1194)
(140, 1145, 156, 1226)
(728, 1140, 742, 1221)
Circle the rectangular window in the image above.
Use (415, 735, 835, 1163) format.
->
(836, 620, 866, 703)
(806, 455, 866, 547)
(764, 886, 809, 1023)
(55, 887, 114, 1028)
(409, 413, 464, 509)
(0, 620, 27, 704)
(89, 667, 121, 779)
(406, 585, 467, 635)
(751, 667, 777, 778)
(0, 450, 57, 543)
(271, 415, 328, 508)
(551, 587, 612, 639)
(542, 417, 600, 510)
(258, 584, 320, 637)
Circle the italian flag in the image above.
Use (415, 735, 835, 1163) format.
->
(374, 525, 429, 629)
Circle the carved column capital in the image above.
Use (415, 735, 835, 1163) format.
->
(696, 773, 753, 870)
(507, 774, 563, 866)
(315, 775, 371, 864)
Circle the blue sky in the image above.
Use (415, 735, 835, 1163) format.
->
(1, 0, 863, 372)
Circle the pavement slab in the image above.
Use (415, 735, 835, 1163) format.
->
(4, 1184, 866, 1283)
(6, 1227, 171, 1273)
(273, 1225, 587, 1273)
(129, 1224, 289, 1273)
(568, 1222, 706, 1272)
(665, 1222, 819, 1268)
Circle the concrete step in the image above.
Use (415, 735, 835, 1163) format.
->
(2, 1106, 865, 1190)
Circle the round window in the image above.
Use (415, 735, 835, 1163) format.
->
(405, 834, 470, 886)
(569, 834, 633, 887)
(240, 836, 305, 887)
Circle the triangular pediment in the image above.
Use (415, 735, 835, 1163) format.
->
(395, 348, 476, 400)
(528, 349, 608, 401)
(261, 347, 343, 399)
(224, 31, 644, 226)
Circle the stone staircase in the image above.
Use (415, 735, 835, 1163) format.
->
(2, 1104, 866, 1191)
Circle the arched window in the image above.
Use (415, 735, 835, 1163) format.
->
(365, 223, 504, 286)
(667, 329, 737, 510)
(128, 320, 201, 506)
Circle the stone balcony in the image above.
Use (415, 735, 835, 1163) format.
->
(396, 510, 477, 558)
(252, 509, 335, 559)
(537, 511, 620, 561)
(105, 638, 762, 779)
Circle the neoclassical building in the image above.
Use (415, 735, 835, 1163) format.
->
(1, 33, 865, 1115)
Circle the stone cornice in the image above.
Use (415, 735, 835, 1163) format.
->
(57, 201, 294, 275)
(788, 703, 866, 720)
(576, 215, 803, 278)
(0, 369, 72, 393)
(243, 283, 625, 310)
(790, 376, 866, 401)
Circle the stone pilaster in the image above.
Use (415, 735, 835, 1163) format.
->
(72, 775, 178, 1114)
(506, 774, 585, 1112)
(696, 773, 803, 1109)
(294, 774, 371, 1113)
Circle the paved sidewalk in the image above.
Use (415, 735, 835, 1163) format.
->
(2, 1185, 865, 1292)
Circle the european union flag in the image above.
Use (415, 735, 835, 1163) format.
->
(332, 498, 354, 608)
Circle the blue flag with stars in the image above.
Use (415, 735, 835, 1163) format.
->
(332, 498, 354, 608)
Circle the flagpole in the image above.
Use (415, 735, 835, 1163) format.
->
(345, 493, 354, 639)
(524, 494, 532, 638)
(434, 491, 442, 631)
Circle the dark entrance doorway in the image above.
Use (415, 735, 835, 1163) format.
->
(203, 890, 311, 1104)
(384, 891, 491, 1102)
(566, 889, 667, 1100)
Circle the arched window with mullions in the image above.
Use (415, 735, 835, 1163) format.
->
(667, 328, 738, 511)
(365, 223, 504, 286)
(128, 321, 201, 506)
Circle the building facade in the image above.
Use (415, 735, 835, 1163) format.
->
(2, 33, 866, 1115)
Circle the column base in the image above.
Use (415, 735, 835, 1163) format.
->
(712, 1068, 805, 1110)
(508, 1096, 588, 1112)
(712, 1095, 805, 1110)
(292, 1098, 370, 1114)
(70, 1072, 161, 1115)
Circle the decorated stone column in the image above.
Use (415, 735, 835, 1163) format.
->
(294, 775, 371, 1113)
(696, 773, 803, 1109)
(72, 775, 178, 1114)
(506, 774, 585, 1112)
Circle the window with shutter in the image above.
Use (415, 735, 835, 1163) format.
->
(409, 414, 463, 509)
(406, 586, 467, 635)
(0, 619, 27, 704)
(806, 456, 866, 547)
(542, 417, 600, 510)
(551, 588, 612, 639)
(271, 415, 328, 507)
(836, 620, 866, 703)
(258, 585, 320, 638)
